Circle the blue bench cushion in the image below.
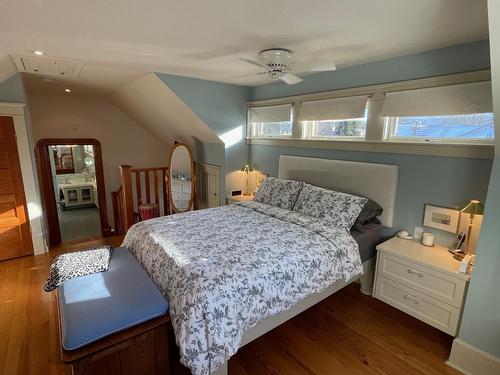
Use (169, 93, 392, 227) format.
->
(58, 247, 169, 350)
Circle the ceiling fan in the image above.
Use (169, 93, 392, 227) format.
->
(236, 48, 337, 85)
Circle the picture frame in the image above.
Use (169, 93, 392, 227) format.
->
(423, 204, 459, 234)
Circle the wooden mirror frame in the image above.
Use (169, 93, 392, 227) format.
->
(167, 142, 197, 214)
(35, 138, 112, 247)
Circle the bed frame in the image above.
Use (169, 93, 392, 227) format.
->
(214, 156, 399, 375)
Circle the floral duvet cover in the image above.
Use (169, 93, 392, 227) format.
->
(122, 201, 363, 375)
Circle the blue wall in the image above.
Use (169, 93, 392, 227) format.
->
(0, 73, 26, 102)
(250, 145, 492, 242)
(457, 156, 500, 356)
(252, 40, 490, 100)
(155, 73, 251, 202)
(154, 41, 493, 239)
(249, 40, 493, 243)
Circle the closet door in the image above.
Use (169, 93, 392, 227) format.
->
(0, 116, 33, 260)
(198, 164, 220, 209)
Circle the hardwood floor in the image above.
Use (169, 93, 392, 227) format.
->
(230, 284, 461, 375)
(0, 236, 124, 375)
(0, 237, 461, 375)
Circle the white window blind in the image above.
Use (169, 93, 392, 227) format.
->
(298, 95, 369, 121)
(248, 104, 291, 123)
(380, 81, 493, 117)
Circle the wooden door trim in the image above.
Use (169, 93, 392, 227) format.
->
(35, 138, 112, 247)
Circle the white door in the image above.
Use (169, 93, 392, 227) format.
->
(198, 163, 220, 209)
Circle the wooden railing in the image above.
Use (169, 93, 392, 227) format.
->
(112, 165, 169, 234)
(111, 186, 124, 235)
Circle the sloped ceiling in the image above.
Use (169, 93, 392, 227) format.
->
(109, 73, 222, 146)
(0, 0, 489, 91)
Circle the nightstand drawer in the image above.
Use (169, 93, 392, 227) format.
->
(378, 253, 466, 308)
(375, 276, 460, 335)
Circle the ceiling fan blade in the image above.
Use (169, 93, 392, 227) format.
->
(239, 58, 265, 68)
(226, 71, 266, 80)
(294, 61, 336, 73)
(280, 73, 303, 85)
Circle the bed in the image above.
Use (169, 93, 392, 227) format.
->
(122, 155, 399, 375)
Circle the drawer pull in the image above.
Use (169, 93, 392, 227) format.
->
(403, 294, 419, 304)
(407, 269, 424, 277)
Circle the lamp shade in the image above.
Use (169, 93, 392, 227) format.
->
(459, 200, 484, 215)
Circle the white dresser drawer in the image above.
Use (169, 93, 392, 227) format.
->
(375, 276, 460, 335)
(377, 252, 467, 308)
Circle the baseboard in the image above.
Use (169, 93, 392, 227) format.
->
(447, 338, 500, 375)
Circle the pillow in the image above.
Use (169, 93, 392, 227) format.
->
(318, 186, 384, 232)
(254, 177, 305, 210)
(351, 216, 381, 233)
(357, 198, 383, 225)
(293, 184, 368, 229)
(44, 246, 112, 292)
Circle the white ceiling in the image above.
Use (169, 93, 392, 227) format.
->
(0, 0, 489, 94)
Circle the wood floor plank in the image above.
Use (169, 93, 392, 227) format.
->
(322, 292, 459, 375)
(300, 305, 426, 375)
(0, 235, 462, 375)
(0, 256, 19, 375)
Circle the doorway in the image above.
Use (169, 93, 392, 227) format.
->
(0, 116, 33, 261)
(197, 163, 220, 209)
(36, 138, 111, 247)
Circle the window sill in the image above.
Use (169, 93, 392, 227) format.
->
(247, 137, 494, 159)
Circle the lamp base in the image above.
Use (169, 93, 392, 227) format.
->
(242, 192, 251, 196)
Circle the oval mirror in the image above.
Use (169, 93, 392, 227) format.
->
(168, 143, 195, 213)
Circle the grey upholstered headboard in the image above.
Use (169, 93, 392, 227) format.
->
(278, 155, 399, 227)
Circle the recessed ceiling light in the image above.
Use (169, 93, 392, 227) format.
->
(65, 88, 71, 93)
(34, 50, 43, 56)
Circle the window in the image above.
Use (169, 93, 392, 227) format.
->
(246, 72, 494, 153)
(303, 118, 367, 138)
(381, 81, 494, 142)
(299, 95, 368, 139)
(254, 121, 292, 136)
(248, 104, 292, 137)
(386, 113, 494, 140)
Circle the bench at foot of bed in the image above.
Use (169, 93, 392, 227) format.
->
(61, 314, 171, 375)
(56, 247, 172, 375)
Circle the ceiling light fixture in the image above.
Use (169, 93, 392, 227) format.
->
(65, 88, 71, 93)
(34, 50, 43, 56)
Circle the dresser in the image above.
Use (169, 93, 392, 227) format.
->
(171, 178, 191, 211)
(60, 183, 95, 208)
(373, 237, 470, 336)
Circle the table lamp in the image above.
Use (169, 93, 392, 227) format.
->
(241, 164, 253, 196)
(459, 199, 484, 255)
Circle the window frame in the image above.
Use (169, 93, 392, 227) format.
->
(246, 70, 494, 158)
(301, 118, 368, 140)
(250, 121, 294, 139)
(247, 103, 293, 138)
(383, 115, 495, 145)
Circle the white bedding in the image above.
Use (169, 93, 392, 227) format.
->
(122, 201, 364, 375)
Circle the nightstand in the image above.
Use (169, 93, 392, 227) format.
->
(226, 194, 254, 204)
(373, 237, 470, 336)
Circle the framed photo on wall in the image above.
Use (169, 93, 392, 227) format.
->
(423, 204, 459, 233)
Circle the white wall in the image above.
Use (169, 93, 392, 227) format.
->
(110, 73, 221, 147)
(27, 89, 170, 227)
